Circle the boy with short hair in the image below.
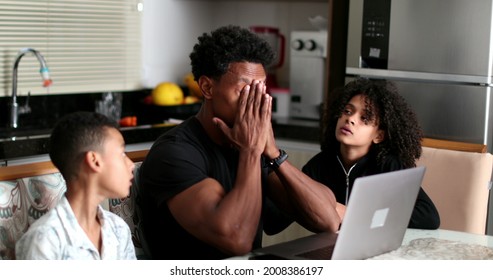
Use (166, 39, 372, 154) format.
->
(15, 111, 136, 260)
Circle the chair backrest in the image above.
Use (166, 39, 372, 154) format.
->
(418, 138, 493, 234)
(0, 172, 66, 260)
(421, 137, 488, 153)
(0, 149, 149, 260)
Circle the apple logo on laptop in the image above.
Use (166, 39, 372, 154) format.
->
(371, 208, 389, 229)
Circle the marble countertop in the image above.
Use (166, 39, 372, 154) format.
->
(0, 117, 321, 162)
(370, 229, 493, 259)
(231, 229, 493, 260)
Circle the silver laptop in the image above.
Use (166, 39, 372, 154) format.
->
(251, 166, 426, 260)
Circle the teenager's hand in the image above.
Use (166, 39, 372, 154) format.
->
(336, 203, 346, 221)
(214, 81, 272, 155)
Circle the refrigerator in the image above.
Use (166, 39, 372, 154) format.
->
(346, 0, 493, 235)
(346, 0, 493, 151)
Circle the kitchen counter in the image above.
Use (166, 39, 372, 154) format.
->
(0, 117, 321, 165)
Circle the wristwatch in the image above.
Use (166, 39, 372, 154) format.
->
(267, 149, 288, 170)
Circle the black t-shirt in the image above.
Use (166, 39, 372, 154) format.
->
(302, 149, 440, 229)
(136, 117, 291, 259)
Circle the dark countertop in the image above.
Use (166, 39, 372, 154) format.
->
(0, 117, 321, 162)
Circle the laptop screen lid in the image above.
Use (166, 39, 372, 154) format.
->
(250, 166, 425, 260)
(330, 166, 426, 259)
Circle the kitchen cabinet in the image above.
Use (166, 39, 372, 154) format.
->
(325, 0, 350, 97)
(0, 118, 321, 163)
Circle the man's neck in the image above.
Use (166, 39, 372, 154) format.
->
(195, 105, 228, 146)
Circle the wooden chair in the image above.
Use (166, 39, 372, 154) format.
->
(421, 137, 487, 153)
(0, 149, 148, 181)
(418, 138, 493, 234)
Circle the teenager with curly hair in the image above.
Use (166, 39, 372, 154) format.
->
(136, 25, 341, 259)
(303, 78, 440, 229)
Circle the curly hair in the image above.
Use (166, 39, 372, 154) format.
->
(321, 78, 423, 168)
(189, 25, 275, 81)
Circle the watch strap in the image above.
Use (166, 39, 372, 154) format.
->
(267, 149, 288, 170)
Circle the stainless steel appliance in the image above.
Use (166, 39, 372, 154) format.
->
(346, 0, 493, 150)
(346, 0, 493, 235)
(290, 30, 328, 120)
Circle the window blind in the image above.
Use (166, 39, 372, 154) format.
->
(0, 0, 142, 97)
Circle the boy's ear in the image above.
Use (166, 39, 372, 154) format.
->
(373, 129, 385, 144)
(199, 76, 213, 100)
(84, 151, 102, 172)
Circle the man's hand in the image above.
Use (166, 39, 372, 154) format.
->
(213, 81, 272, 154)
(263, 115, 279, 160)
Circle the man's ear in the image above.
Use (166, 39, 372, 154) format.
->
(373, 130, 385, 144)
(199, 76, 213, 100)
(84, 151, 102, 172)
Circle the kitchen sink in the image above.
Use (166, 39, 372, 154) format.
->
(0, 126, 52, 141)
